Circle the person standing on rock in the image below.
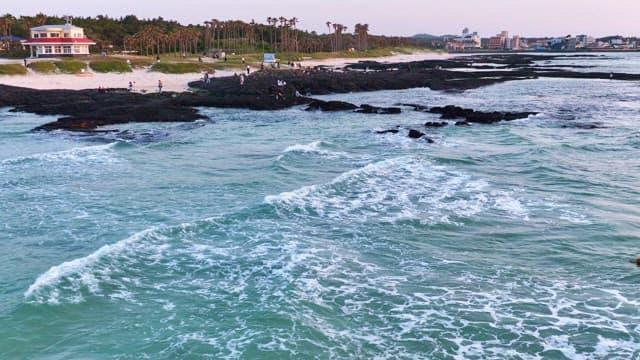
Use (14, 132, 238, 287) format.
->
(158, 80, 163, 93)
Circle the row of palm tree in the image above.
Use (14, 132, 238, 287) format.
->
(0, 14, 425, 56)
(201, 18, 370, 54)
(354, 23, 370, 51)
(125, 26, 201, 56)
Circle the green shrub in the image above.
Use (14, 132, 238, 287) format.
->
(127, 58, 154, 69)
(0, 64, 28, 75)
(89, 60, 132, 73)
(55, 60, 87, 74)
(151, 62, 215, 74)
(28, 61, 57, 73)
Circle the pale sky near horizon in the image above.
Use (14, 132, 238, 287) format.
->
(4, 0, 639, 37)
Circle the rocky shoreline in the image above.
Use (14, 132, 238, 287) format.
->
(0, 54, 637, 132)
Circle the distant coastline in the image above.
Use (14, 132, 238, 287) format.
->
(448, 48, 640, 54)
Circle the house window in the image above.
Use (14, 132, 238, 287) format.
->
(64, 33, 70, 38)
(44, 46, 52, 54)
(50, 33, 60, 38)
(39, 33, 48, 38)
(33, 33, 39, 38)
(63, 46, 71, 54)
(54, 46, 62, 53)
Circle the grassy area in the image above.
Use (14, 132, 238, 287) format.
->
(0, 64, 28, 75)
(55, 60, 87, 74)
(151, 62, 216, 74)
(127, 58, 154, 69)
(28, 61, 57, 73)
(89, 59, 132, 73)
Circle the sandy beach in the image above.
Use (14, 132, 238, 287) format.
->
(0, 52, 450, 92)
(299, 51, 451, 68)
(0, 64, 236, 93)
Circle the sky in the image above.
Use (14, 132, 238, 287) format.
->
(4, 0, 640, 37)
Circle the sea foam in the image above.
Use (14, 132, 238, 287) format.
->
(265, 156, 531, 224)
(1, 142, 118, 166)
(278, 140, 349, 160)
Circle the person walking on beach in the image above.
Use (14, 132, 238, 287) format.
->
(204, 71, 209, 85)
(23, 59, 27, 67)
(158, 80, 163, 93)
(128, 81, 133, 92)
(246, 65, 251, 75)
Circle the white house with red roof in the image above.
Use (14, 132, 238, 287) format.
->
(25, 22, 95, 58)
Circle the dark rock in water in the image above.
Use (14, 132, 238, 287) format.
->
(455, 121, 472, 126)
(561, 122, 606, 129)
(356, 104, 402, 114)
(376, 129, 400, 134)
(429, 105, 536, 124)
(430, 105, 472, 120)
(425, 121, 448, 128)
(636, 258, 640, 267)
(306, 99, 358, 112)
(408, 129, 426, 138)
(398, 103, 430, 112)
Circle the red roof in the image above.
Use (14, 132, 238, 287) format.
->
(25, 38, 96, 44)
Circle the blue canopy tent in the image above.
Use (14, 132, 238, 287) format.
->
(0, 35, 26, 42)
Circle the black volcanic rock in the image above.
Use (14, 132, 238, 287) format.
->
(355, 104, 402, 114)
(428, 105, 536, 124)
(425, 121, 448, 127)
(306, 99, 358, 111)
(408, 129, 426, 138)
(376, 129, 400, 134)
(2, 53, 637, 132)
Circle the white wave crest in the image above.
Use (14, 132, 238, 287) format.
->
(24, 227, 159, 303)
(279, 141, 349, 159)
(265, 156, 530, 224)
(1, 143, 118, 166)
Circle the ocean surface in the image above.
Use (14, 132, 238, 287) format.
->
(1, 53, 639, 359)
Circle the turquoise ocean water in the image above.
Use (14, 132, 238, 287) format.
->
(1, 54, 639, 359)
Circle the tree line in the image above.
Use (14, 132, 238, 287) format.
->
(0, 13, 437, 56)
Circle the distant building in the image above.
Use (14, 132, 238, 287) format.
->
(446, 28, 481, 51)
(488, 31, 509, 50)
(511, 35, 521, 50)
(25, 22, 95, 58)
(576, 34, 589, 47)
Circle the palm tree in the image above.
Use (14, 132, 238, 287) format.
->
(0, 14, 16, 51)
(290, 17, 299, 52)
(326, 21, 332, 52)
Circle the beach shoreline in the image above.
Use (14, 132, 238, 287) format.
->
(0, 51, 450, 92)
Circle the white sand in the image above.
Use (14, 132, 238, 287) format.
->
(299, 51, 452, 68)
(0, 65, 235, 93)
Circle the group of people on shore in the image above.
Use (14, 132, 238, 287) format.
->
(123, 80, 162, 93)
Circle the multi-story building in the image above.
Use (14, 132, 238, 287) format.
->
(488, 31, 509, 50)
(446, 28, 482, 51)
(25, 22, 95, 58)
